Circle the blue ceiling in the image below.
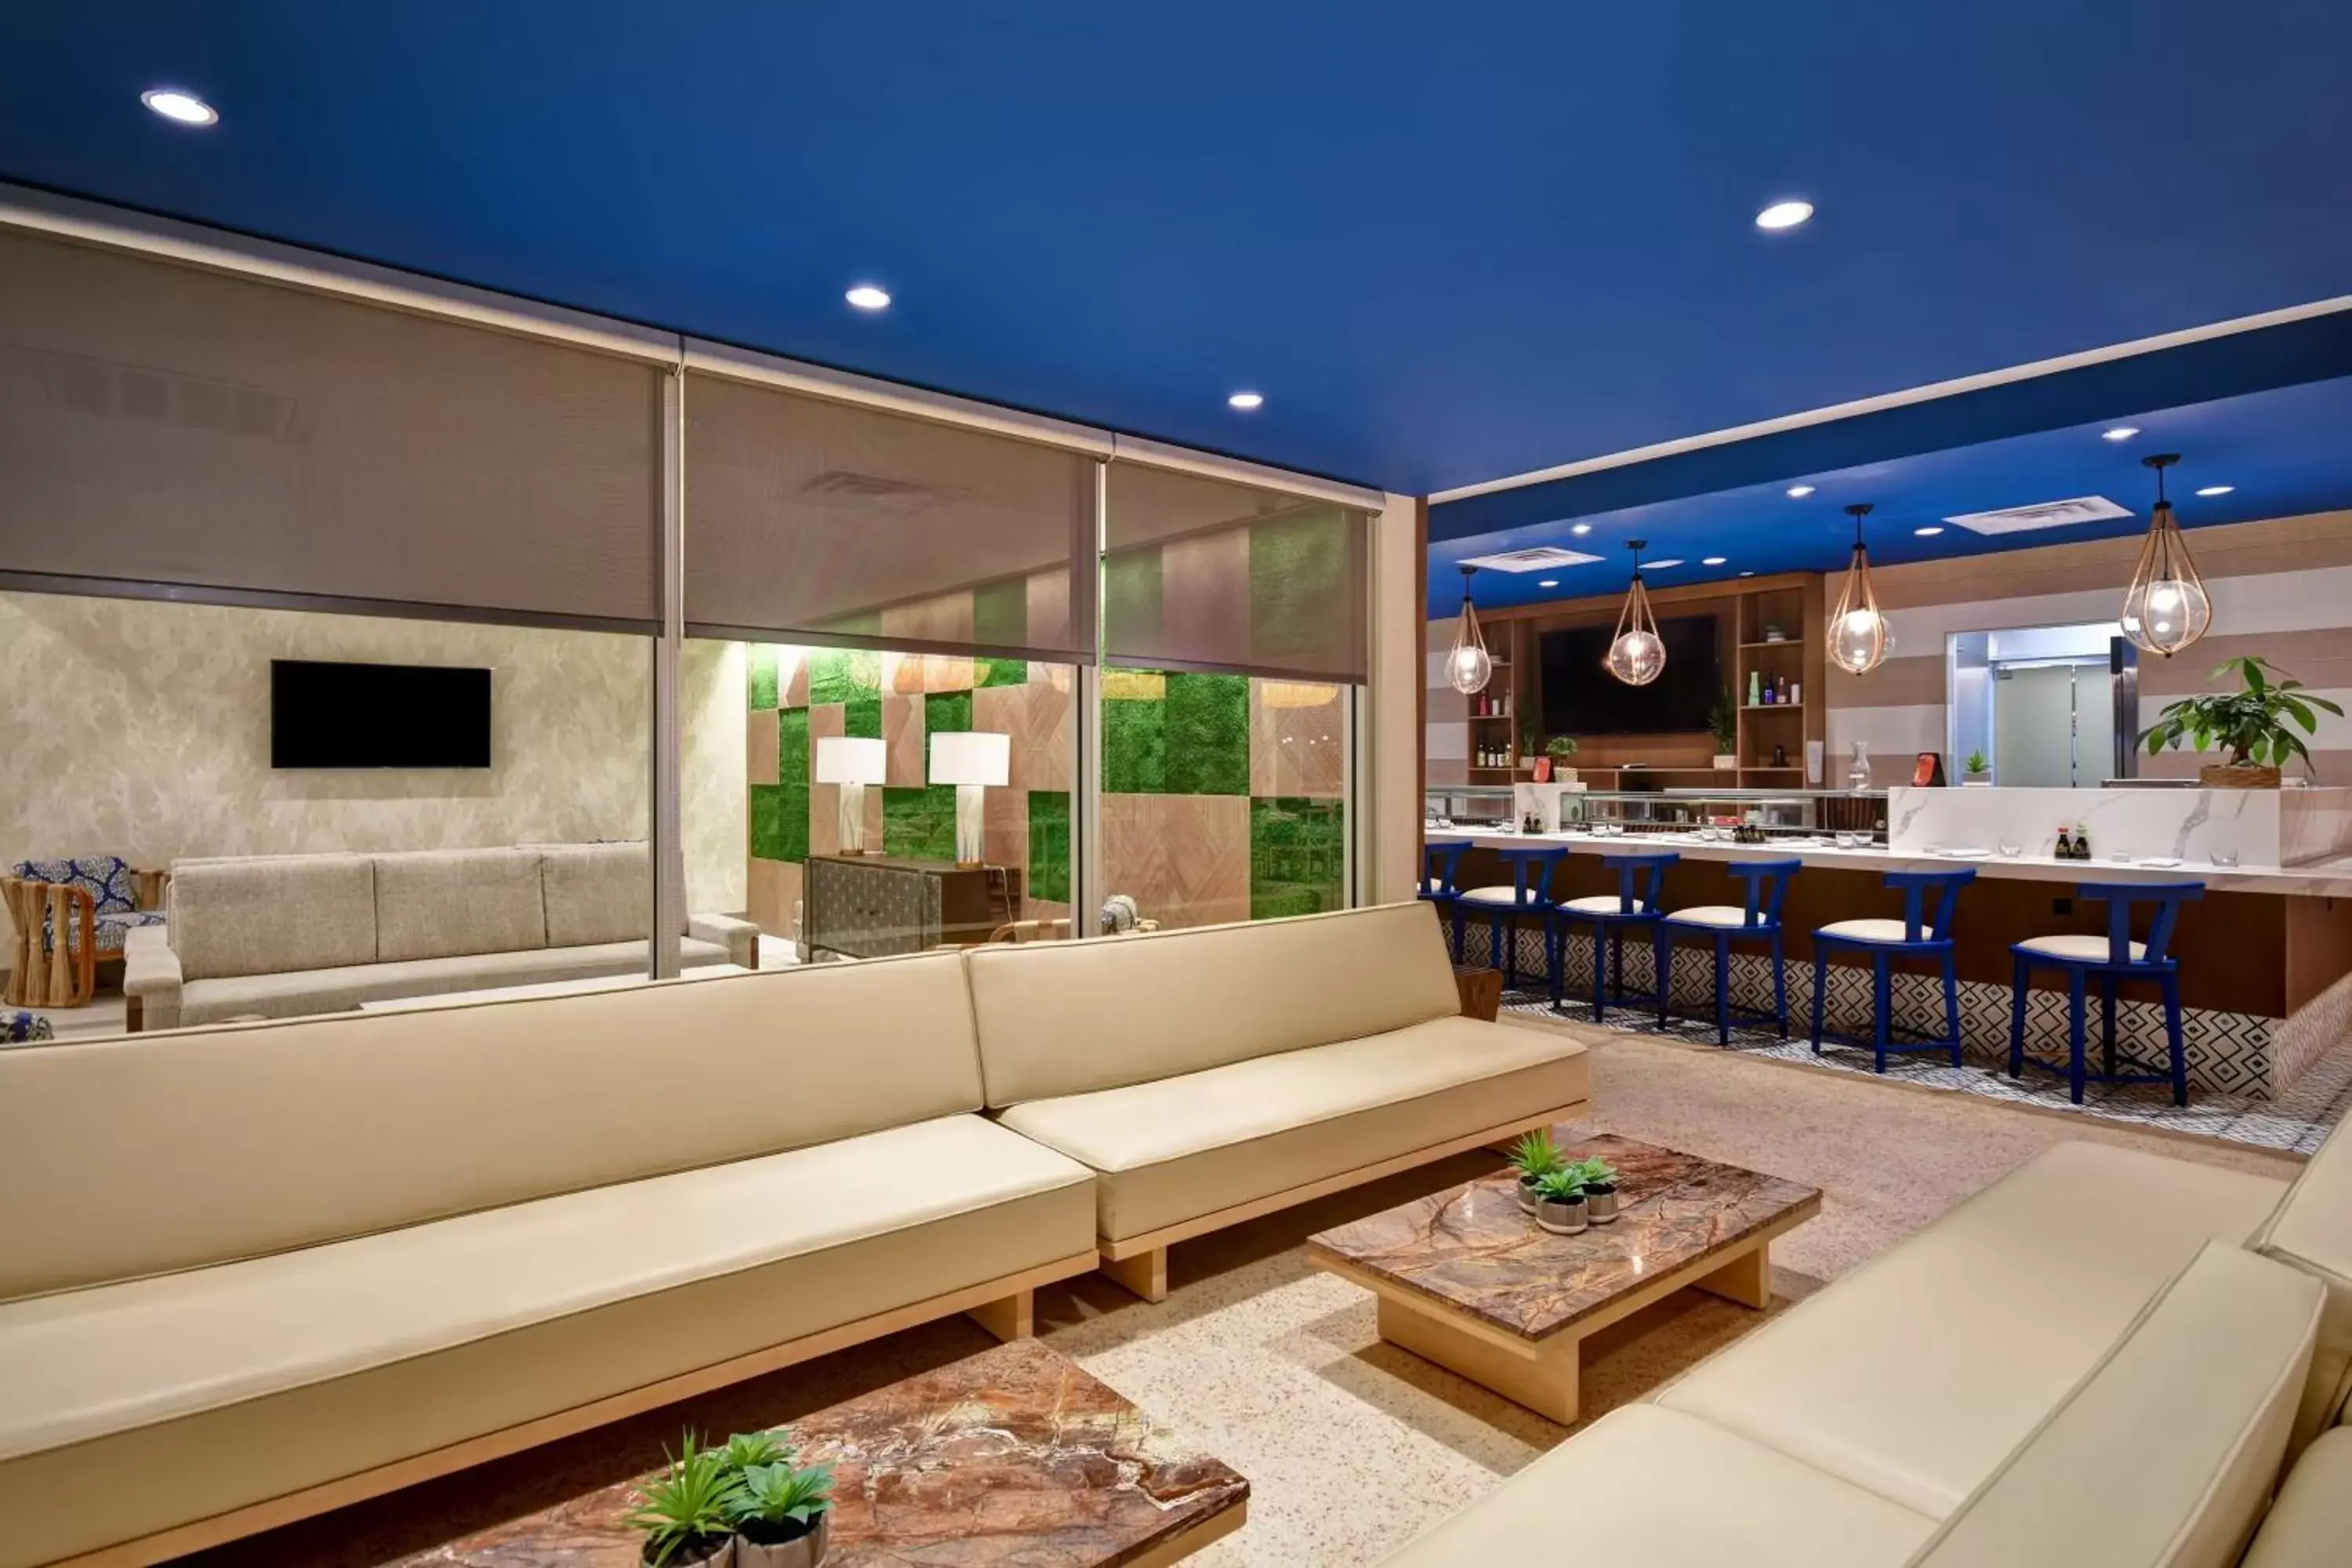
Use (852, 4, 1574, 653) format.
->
(3, 3, 2350, 498)
(1425, 374, 2352, 618)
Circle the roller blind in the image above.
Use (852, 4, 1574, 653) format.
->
(683, 371, 1097, 657)
(1103, 461, 1368, 681)
(0, 227, 664, 626)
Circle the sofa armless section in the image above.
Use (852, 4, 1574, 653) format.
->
(2251, 1105, 2352, 1453)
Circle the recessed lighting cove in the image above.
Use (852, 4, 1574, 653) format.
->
(1227, 391, 1264, 411)
(1786, 485, 1816, 499)
(2102, 426, 2140, 442)
(141, 88, 217, 125)
(844, 285, 891, 310)
(1755, 200, 1814, 230)
(2196, 485, 2234, 497)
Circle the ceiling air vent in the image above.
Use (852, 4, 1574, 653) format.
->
(1454, 546, 1602, 572)
(1943, 495, 2132, 535)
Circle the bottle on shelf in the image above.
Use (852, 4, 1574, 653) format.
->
(1748, 670, 1762, 706)
(2055, 826, 2076, 858)
(2071, 823, 2092, 861)
(1791, 680, 1802, 706)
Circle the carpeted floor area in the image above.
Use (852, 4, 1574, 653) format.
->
(180, 1025, 2310, 1568)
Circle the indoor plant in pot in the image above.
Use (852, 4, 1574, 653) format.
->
(1709, 690, 1739, 771)
(1509, 1127, 1566, 1214)
(628, 1434, 744, 1567)
(1530, 1166, 1588, 1235)
(1962, 748, 1990, 786)
(1570, 1156, 1621, 1222)
(1545, 735, 1578, 784)
(2140, 655, 2342, 788)
(729, 1456, 836, 1568)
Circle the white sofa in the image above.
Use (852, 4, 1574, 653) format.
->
(0, 953, 1099, 1568)
(966, 901, 1592, 1300)
(1381, 1123, 2352, 1567)
(122, 842, 758, 1029)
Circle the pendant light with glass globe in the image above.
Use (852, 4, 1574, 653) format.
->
(2121, 453, 2212, 658)
(1606, 540, 1666, 686)
(1444, 564, 1493, 695)
(1828, 503, 1892, 675)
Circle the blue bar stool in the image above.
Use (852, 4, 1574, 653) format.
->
(2008, 880, 2201, 1106)
(1810, 868, 1974, 1073)
(1549, 851, 1679, 1024)
(1657, 858, 1802, 1044)
(1454, 844, 1568, 988)
(1420, 839, 1471, 958)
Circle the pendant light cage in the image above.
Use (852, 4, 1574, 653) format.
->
(1606, 540, 1667, 686)
(1828, 503, 1891, 676)
(1445, 564, 1494, 695)
(2121, 454, 2212, 659)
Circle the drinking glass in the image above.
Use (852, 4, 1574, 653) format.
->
(1998, 840, 2022, 858)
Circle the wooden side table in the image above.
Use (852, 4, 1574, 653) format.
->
(1454, 964, 1504, 1021)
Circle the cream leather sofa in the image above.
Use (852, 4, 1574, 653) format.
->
(966, 902, 1592, 1300)
(1383, 1125, 2352, 1567)
(123, 842, 759, 1029)
(0, 954, 1098, 1568)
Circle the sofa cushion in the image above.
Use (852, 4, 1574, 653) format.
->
(372, 848, 547, 963)
(1378, 1404, 1936, 1568)
(0, 951, 985, 1299)
(0, 1113, 1093, 1568)
(539, 842, 651, 949)
(2241, 1427, 2352, 1568)
(1911, 1242, 2321, 1568)
(169, 855, 376, 980)
(2252, 1110, 2352, 1451)
(1656, 1141, 2288, 1519)
(996, 1013, 1589, 1243)
(175, 937, 732, 1025)
(966, 902, 1465, 1108)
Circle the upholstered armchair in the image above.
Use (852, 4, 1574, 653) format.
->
(3, 856, 169, 1009)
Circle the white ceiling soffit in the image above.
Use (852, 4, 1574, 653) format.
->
(1944, 495, 2133, 535)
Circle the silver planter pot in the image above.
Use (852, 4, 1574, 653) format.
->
(1584, 1187, 1619, 1224)
(1515, 1176, 1542, 1214)
(650, 1536, 735, 1568)
(736, 1516, 828, 1568)
(1534, 1196, 1588, 1235)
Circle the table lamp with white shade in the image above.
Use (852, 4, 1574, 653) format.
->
(813, 735, 886, 855)
(928, 731, 1010, 868)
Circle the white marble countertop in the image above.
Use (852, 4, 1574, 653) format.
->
(1427, 826, 2352, 897)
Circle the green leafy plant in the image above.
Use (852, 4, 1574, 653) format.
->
(1532, 1167, 1588, 1203)
(1568, 1156, 1618, 1193)
(717, 1430, 791, 1472)
(1708, 690, 1739, 753)
(1510, 1128, 1566, 1181)
(2141, 657, 2343, 773)
(627, 1434, 746, 1566)
(730, 1458, 836, 1544)
(1545, 735, 1578, 760)
(1964, 748, 1988, 777)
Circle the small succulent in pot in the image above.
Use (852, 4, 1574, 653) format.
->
(1530, 1166, 1589, 1235)
(1509, 1128, 1566, 1214)
(1570, 1156, 1621, 1223)
(627, 1433, 744, 1567)
(729, 1456, 837, 1568)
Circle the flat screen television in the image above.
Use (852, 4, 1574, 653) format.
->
(270, 660, 492, 768)
(1538, 616, 1720, 735)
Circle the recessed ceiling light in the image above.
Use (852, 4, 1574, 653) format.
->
(1915, 525, 1944, 536)
(2101, 426, 2140, 442)
(1702, 556, 1727, 566)
(1227, 390, 1264, 411)
(1739, 571, 1755, 578)
(1755, 200, 1814, 230)
(2196, 485, 2234, 497)
(1570, 523, 1592, 535)
(844, 285, 891, 311)
(141, 88, 217, 126)
(1537, 579, 1559, 589)
(1786, 485, 1816, 499)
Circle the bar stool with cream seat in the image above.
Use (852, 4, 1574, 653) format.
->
(1809, 867, 1975, 1073)
(1454, 843, 1568, 990)
(1655, 858, 1802, 1044)
(1548, 851, 1679, 1025)
(2008, 880, 2201, 1106)
(1421, 839, 1472, 960)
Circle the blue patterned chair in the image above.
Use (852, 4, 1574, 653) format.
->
(5, 856, 168, 1009)
(13, 857, 167, 956)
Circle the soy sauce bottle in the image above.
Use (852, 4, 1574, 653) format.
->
(2055, 826, 2076, 859)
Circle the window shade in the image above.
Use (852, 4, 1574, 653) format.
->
(1103, 461, 1367, 681)
(683, 372, 1097, 657)
(0, 228, 663, 626)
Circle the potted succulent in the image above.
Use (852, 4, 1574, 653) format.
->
(1509, 1128, 1566, 1213)
(2141, 656, 2343, 788)
(1709, 691, 1739, 771)
(1530, 1166, 1589, 1235)
(1571, 1156, 1621, 1223)
(729, 1456, 836, 1568)
(628, 1434, 743, 1567)
(1962, 748, 1991, 786)
(1545, 735, 1579, 785)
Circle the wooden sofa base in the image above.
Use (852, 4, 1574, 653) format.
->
(1095, 1100, 1592, 1303)
(50, 1249, 1101, 1568)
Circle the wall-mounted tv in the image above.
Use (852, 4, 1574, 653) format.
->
(1538, 616, 1720, 735)
(270, 660, 492, 768)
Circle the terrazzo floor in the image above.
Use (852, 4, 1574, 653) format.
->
(176, 1027, 2313, 1568)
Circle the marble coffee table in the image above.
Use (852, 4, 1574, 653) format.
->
(395, 1340, 1247, 1566)
(1308, 1133, 1820, 1425)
